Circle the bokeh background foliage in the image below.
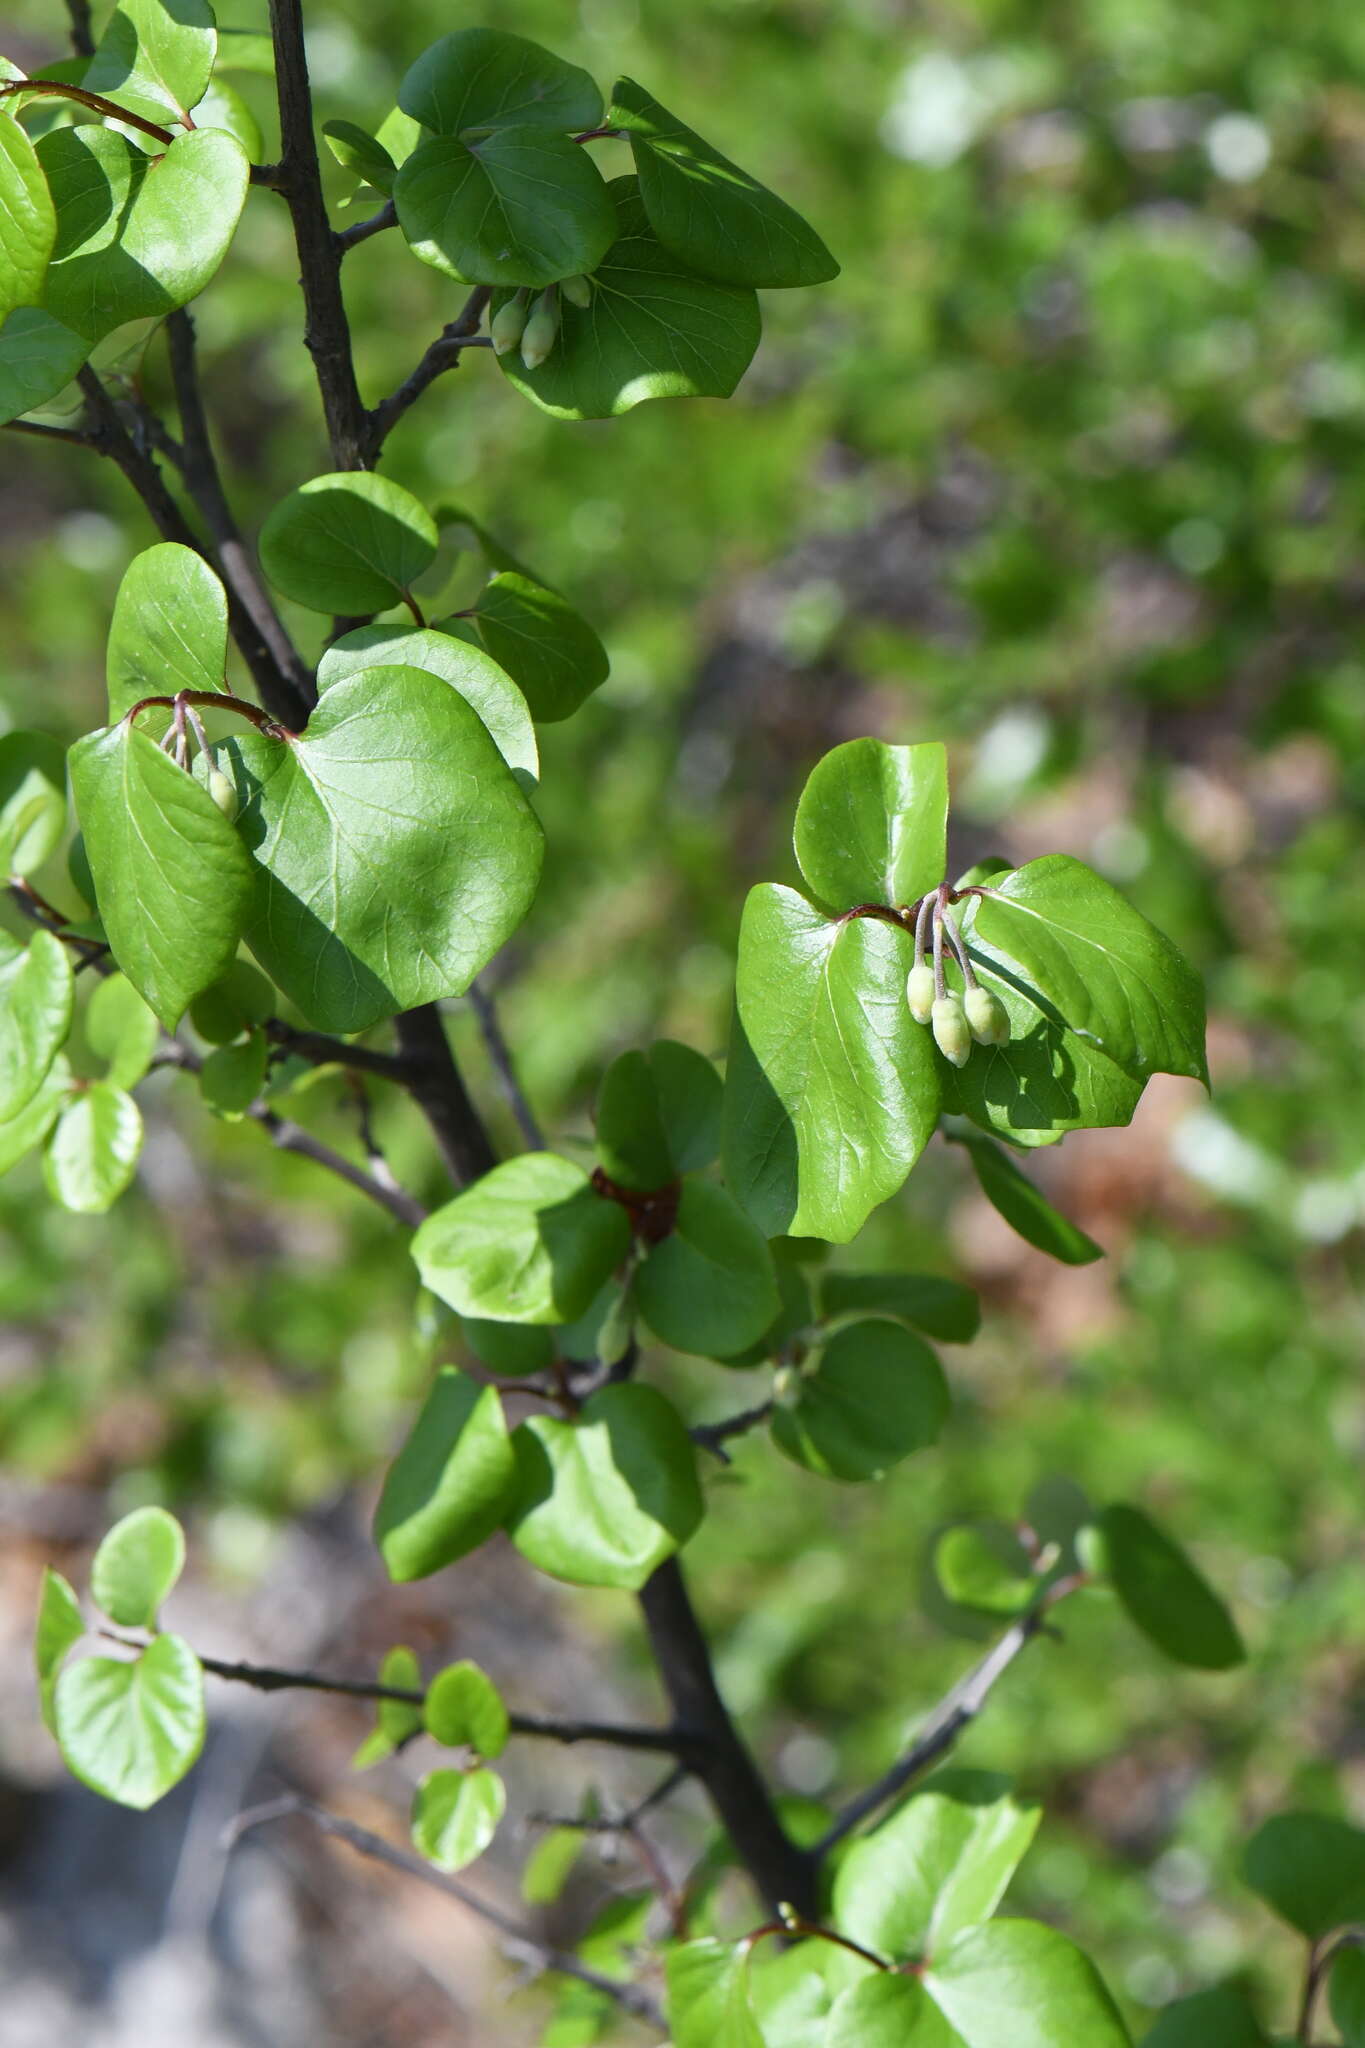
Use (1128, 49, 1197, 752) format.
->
(2, 0, 1364, 2041)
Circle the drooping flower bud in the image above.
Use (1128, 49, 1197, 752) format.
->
(931, 993, 972, 1068)
(773, 1365, 801, 1409)
(559, 273, 592, 309)
(520, 289, 560, 369)
(207, 767, 238, 821)
(906, 959, 936, 1025)
(964, 984, 1010, 1047)
(490, 292, 529, 357)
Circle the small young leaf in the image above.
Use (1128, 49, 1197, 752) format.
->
(924, 1918, 1131, 2048)
(189, 78, 263, 160)
(935, 1524, 1037, 1617)
(793, 739, 948, 913)
(54, 1633, 205, 1809)
(0, 112, 55, 323)
(70, 723, 254, 1029)
(724, 885, 940, 1243)
(90, 1505, 186, 1629)
(450, 572, 609, 723)
(352, 1644, 424, 1768)
(1331, 1947, 1365, 2047)
(34, 1567, 84, 1735)
(395, 128, 617, 290)
(0, 305, 90, 427)
(106, 543, 228, 723)
(85, 974, 159, 1090)
(374, 1369, 517, 1582)
(0, 928, 73, 1120)
(258, 473, 438, 616)
(492, 178, 761, 421)
(1084, 1504, 1244, 1671)
(44, 1081, 142, 1213)
(424, 1661, 509, 1760)
(665, 1938, 766, 2048)
(411, 1765, 505, 1872)
(610, 78, 838, 289)
(188, 959, 274, 1045)
(399, 28, 603, 136)
(199, 1031, 266, 1117)
(507, 1383, 703, 1590)
(84, 0, 216, 128)
(323, 120, 397, 195)
(521, 1826, 583, 1905)
(1243, 1813, 1365, 1938)
(771, 1317, 948, 1482)
(821, 1271, 980, 1344)
(318, 627, 538, 786)
(414, 1155, 630, 1325)
(1142, 1986, 1270, 2048)
(958, 1132, 1103, 1265)
(635, 1180, 779, 1357)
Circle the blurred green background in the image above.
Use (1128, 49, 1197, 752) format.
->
(3, 1, 1364, 2042)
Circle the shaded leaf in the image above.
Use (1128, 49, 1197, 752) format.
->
(199, 1031, 266, 1117)
(106, 542, 228, 724)
(449, 572, 609, 723)
(635, 1179, 779, 1357)
(259, 472, 437, 616)
(0, 928, 73, 1119)
(821, 1271, 980, 1344)
(374, 1369, 516, 1581)
(1331, 1948, 1365, 2048)
(0, 304, 89, 424)
(84, 0, 216, 127)
(0, 1054, 71, 1173)
(396, 128, 616, 289)
(1142, 1986, 1270, 2048)
(1083, 1504, 1244, 1671)
(958, 1132, 1103, 1265)
(1243, 1813, 1365, 1939)
(772, 1316, 948, 1481)
(399, 28, 602, 136)
(188, 959, 274, 1045)
(85, 973, 159, 1090)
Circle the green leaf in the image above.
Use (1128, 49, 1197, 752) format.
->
(609, 78, 837, 289)
(424, 1660, 509, 1760)
(399, 28, 603, 136)
(395, 127, 617, 289)
(924, 1920, 1131, 2048)
(793, 739, 948, 913)
(374, 1369, 516, 1582)
(450, 572, 609, 723)
(493, 178, 761, 421)
(1243, 1813, 1365, 1938)
(507, 1383, 703, 1590)
(1331, 1948, 1365, 2047)
(414, 1155, 629, 1325)
(834, 1771, 1040, 1960)
(34, 1567, 84, 1735)
(821, 1271, 980, 1344)
(0, 1054, 71, 1173)
(935, 1523, 1037, 1617)
(724, 885, 940, 1242)
(317, 626, 537, 787)
(635, 1180, 779, 1357)
(352, 1644, 424, 1767)
(0, 306, 90, 426)
(189, 78, 263, 161)
(772, 1317, 948, 1482)
(461, 1317, 556, 1376)
(323, 120, 397, 195)
(714, 1238, 814, 1367)
(665, 1939, 765, 2048)
(972, 857, 1208, 1086)
(106, 542, 228, 723)
(0, 929, 74, 1120)
(39, 125, 249, 345)
(258, 472, 438, 616)
(188, 959, 274, 1044)
(53, 1633, 205, 1809)
(0, 109, 56, 319)
(214, 27, 274, 76)
(199, 1031, 266, 1117)
(90, 1505, 185, 1628)
(647, 1040, 723, 1173)
(827, 1976, 958, 2046)
(411, 1765, 505, 1872)
(595, 1048, 674, 1191)
(84, 0, 216, 127)
(85, 973, 159, 1089)
(1084, 1504, 1244, 1671)
(70, 723, 254, 1029)
(521, 1826, 584, 1906)
(224, 668, 543, 1033)
(958, 1133, 1103, 1265)
(1142, 1987, 1270, 2048)
(749, 1942, 850, 2048)
(44, 1080, 142, 1212)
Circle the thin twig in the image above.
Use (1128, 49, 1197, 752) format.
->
(3, 418, 95, 446)
(336, 199, 397, 253)
(65, 0, 95, 57)
(467, 979, 545, 1150)
(224, 1794, 664, 2025)
(0, 79, 175, 148)
(529, 1764, 690, 1835)
(264, 1019, 411, 1082)
(365, 288, 492, 458)
(1297, 1927, 1365, 2044)
(392, 1006, 497, 1189)
(691, 1400, 775, 1464)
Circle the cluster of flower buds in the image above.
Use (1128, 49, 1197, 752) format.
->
(490, 276, 593, 369)
(906, 889, 1010, 1067)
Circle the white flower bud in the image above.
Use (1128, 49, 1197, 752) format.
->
(490, 293, 529, 357)
(559, 273, 592, 309)
(932, 993, 972, 1068)
(207, 767, 238, 821)
(906, 959, 936, 1025)
(520, 290, 559, 370)
(964, 984, 1010, 1047)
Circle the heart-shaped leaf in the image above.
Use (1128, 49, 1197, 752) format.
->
(318, 626, 537, 785)
(723, 884, 940, 1242)
(448, 572, 609, 722)
(665, 1939, 766, 2048)
(424, 1660, 509, 1760)
(188, 959, 274, 1045)
(44, 1080, 142, 1212)
(411, 1765, 505, 1872)
(224, 668, 543, 1032)
(595, 1048, 674, 1192)
(610, 78, 838, 289)
(374, 1369, 517, 1581)
(54, 1633, 205, 1809)
(794, 739, 948, 913)
(0, 305, 90, 425)
(635, 1180, 779, 1357)
(91, 1505, 186, 1628)
(84, 0, 216, 127)
(0, 110, 56, 318)
(1082, 1504, 1244, 1671)
(924, 1919, 1131, 2047)
(34, 1567, 84, 1735)
(399, 28, 603, 136)
(493, 178, 761, 420)
(958, 1132, 1103, 1265)
(396, 128, 617, 289)
(935, 1524, 1037, 1617)
(772, 1317, 948, 1481)
(106, 543, 228, 723)
(351, 1644, 424, 1769)
(1243, 1813, 1365, 1938)
(821, 1272, 980, 1344)
(507, 1383, 703, 1590)
(258, 472, 438, 617)
(0, 730, 67, 876)
(38, 125, 249, 344)
(323, 120, 397, 195)
(414, 1153, 630, 1325)
(70, 722, 255, 1028)
(0, 929, 73, 1120)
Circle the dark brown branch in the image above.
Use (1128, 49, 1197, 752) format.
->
(3, 418, 95, 446)
(225, 1795, 663, 2026)
(65, 0, 95, 57)
(639, 1558, 819, 1917)
(392, 1006, 497, 1189)
(266, 0, 370, 471)
(691, 1400, 775, 1464)
(264, 1019, 411, 1082)
(364, 288, 492, 459)
(467, 979, 545, 1150)
(0, 79, 175, 148)
(336, 199, 396, 253)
